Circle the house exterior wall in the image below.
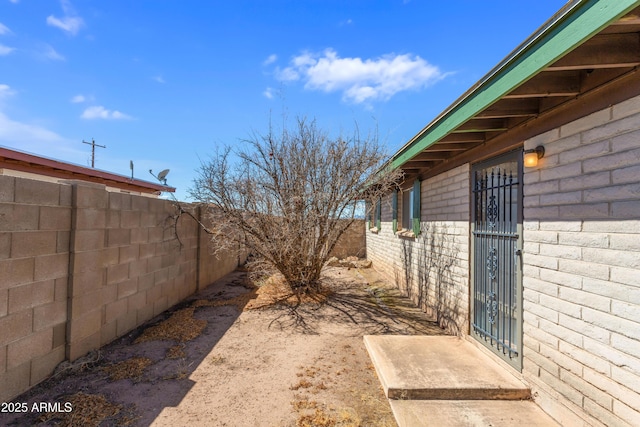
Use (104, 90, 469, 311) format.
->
(0, 177, 242, 402)
(366, 164, 470, 335)
(521, 95, 640, 427)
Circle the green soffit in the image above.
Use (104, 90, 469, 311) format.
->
(392, 0, 640, 169)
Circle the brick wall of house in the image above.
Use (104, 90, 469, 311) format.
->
(522, 95, 640, 427)
(366, 164, 470, 334)
(0, 178, 242, 402)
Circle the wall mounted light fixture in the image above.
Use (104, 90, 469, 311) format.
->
(523, 146, 545, 167)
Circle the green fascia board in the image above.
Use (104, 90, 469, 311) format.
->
(392, 0, 640, 169)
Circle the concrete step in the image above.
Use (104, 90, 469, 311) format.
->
(389, 400, 560, 427)
(364, 335, 530, 400)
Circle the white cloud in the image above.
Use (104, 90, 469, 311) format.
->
(0, 112, 66, 143)
(263, 54, 277, 66)
(42, 44, 65, 61)
(8, 0, 20, 3)
(275, 49, 445, 104)
(263, 87, 275, 99)
(70, 94, 85, 103)
(81, 105, 132, 120)
(0, 23, 11, 35)
(0, 44, 15, 55)
(47, 0, 84, 36)
(0, 84, 15, 100)
(153, 75, 165, 84)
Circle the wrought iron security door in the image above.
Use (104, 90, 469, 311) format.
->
(471, 151, 523, 370)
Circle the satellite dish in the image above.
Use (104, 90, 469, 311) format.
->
(157, 169, 170, 181)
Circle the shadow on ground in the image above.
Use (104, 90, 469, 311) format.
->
(0, 266, 446, 426)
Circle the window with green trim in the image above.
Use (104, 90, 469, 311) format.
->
(397, 179, 421, 236)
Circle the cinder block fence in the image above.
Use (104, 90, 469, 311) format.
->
(0, 177, 243, 402)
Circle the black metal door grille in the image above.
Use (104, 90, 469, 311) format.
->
(472, 157, 521, 365)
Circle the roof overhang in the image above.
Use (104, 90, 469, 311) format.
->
(0, 146, 175, 194)
(393, 0, 640, 180)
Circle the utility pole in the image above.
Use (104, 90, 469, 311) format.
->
(82, 139, 106, 168)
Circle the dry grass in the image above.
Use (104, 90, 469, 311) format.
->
(38, 393, 122, 427)
(102, 357, 153, 381)
(134, 307, 206, 343)
(166, 344, 186, 359)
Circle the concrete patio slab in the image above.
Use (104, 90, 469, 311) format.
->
(364, 335, 530, 400)
(389, 400, 560, 427)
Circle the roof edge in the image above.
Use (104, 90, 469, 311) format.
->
(392, 0, 640, 169)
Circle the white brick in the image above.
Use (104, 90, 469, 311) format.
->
(609, 234, 640, 252)
(582, 147, 640, 173)
(584, 183, 640, 203)
(524, 220, 539, 231)
(612, 400, 640, 427)
(539, 317, 583, 346)
(558, 231, 609, 248)
(610, 266, 640, 287)
(539, 220, 582, 232)
(561, 368, 611, 410)
(612, 95, 640, 120)
(539, 162, 583, 182)
(611, 333, 640, 360)
(539, 243, 581, 260)
(539, 268, 582, 289)
(559, 171, 611, 192)
(583, 398, 628, 427)
(583, 367, 639, 410)
(559, 288, 610, 313)
(581, 115, 638, 144)
(611, 365, 640, 395)
(525, 128, 560, 148)
(610, 300, 640, 325)
(525, 253, 558, 270)
(538, 343, 583, 376)
(612, 164, 640, 185)
(559, 203, 610, 219)
(583, 308, 640, 341)
(610, 128, 640, 152)
(583, 219, 640, 234)
(583, 247, 640, 269)
(524, 180, 559, 196)
(582, 277, 640, 304)
(559, 140, 610, 164)
(524, 230, 558, 244)
(524, 321, 560, 347)
(528, 297, 561, 323)
(559, 259, 609, 280)
(559, 340, 610, 376)
(558, 313, 610, 344)
(611, 200, 640, 218)
(540, 190, 582, 206)
(560, 109, 610, 138)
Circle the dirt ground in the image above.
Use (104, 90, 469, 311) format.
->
(1, 266, 446, 427)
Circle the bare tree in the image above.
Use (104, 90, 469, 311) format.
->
(189, 117, 401, 295)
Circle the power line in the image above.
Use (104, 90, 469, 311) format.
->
(82, 138, 106, 168)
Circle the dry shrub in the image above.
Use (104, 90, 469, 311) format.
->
(290, 379, 313, 390)
(102, 357, 153, 381)
(292, 399, 319, 411)
(134, 307, 206, 343)
(297, 408, 336, 427)
(38, 393, 121, 427)
(166, 345, 186, 359)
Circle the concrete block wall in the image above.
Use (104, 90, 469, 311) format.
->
(329, 219, 366, 259)
(0, 178, 242, 402)
(522, 95, 640, 427)
(0, 176, 71, 402)
(66, 183, 203, 361)
(366, 164, 470, 334)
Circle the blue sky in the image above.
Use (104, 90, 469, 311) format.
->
(1, 0, 568, 200)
